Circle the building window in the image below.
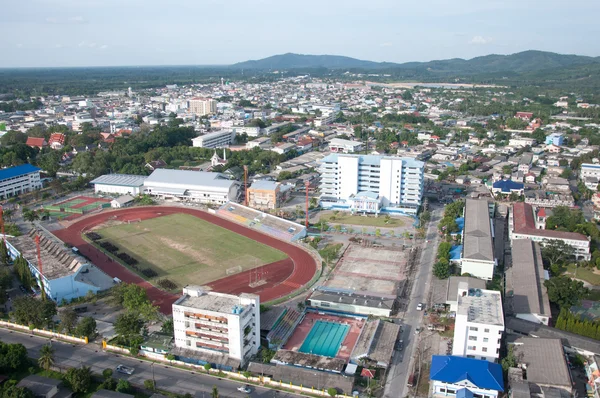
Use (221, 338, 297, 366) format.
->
(468, 336, 477, 341)
(483, 338, 489, 343)
(484, 328, 490, 333)
(469, 327, 478, 331)
(186, 340, 191, 346)
(468, 346, 476, 351)
(482, 347, 488, 352)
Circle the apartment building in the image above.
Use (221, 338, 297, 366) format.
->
(452, 282, 504, 362)
(319, 154, 424, 215)
(460, 199, 496, 281)
(247, 181, 291, 210)
(328, 138, 364, 153)
(191, 130, 236, 148)
(509, 202, 591, 260)
(172, 286, 260, 367)
(188, 98, 217, 116)
(581, 163, 600, 190)
(0, 164, 42, 199)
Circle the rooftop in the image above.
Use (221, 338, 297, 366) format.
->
(0, 164, 41, 182)
(507, 240, 551, 317)
(249, 180, 279, 191)
(446, 276, 486, 303)
(430, 356, 504, 391)
(310, 289, 396, 310)
(457, 288, 504, 326)
(91, 173, 148, 187)
(174, 287, 256, 314)
(321, 153, 425, 168)
(351, 320, 400, 367)
(272, 349, 347, 373)
(462, 199, 494, 263)
(512, 202, 589, 242)
(511, 337, 572, 390)
(17, 375, 63, 397)
(144, 169, 236, 189)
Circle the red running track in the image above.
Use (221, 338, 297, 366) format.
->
(53, 206, 317, 314)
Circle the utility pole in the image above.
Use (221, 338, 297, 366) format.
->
(305, 180, 310, 229)
(243, 165, 248, 207)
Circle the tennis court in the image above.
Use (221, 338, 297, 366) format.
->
(299, 320, 349, 357)
(45, 196, 111, 221)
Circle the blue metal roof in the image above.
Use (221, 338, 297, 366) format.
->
(492, 179, 524, 193)
(430, 356, 504, 391)
(0, 164, 41, 182)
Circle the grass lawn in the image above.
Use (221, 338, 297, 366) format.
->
(566, 264, 600, 286)
(95, 213, 287, 287)
(319, 212, 405, 228)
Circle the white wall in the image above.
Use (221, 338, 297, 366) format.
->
(338, 156, 359, 200)
(459, 259, 495, 281)
(515, 312, 549, 326)
(453, 314, 503, 362)
(94, 184, 142, 195)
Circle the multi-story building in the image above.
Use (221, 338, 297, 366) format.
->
(172, 286, 260, 367)
(452, 281, 504, 362)
(191, 130, 236, 148)
(0, 164, 42, 199)
(509, 202, 591, 260)
(318, 154, 424, 215)
(460, 199, 496, 281)
(328, 138, 364, 154)
(188, 98, 217, 116)
(247, 181, 291, 210)
(430, 356, 504, 398)
(545, 133, 564, 146)
(581, 163, 600, 190)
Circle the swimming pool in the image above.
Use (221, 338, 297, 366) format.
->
(299, 320, 349, 357)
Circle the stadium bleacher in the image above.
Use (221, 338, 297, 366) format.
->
(217, 202, 306, 242)
(266, 308, 303, 349)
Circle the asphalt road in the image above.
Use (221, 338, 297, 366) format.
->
(0, 329, 299, 398)
(383, 206, 443, 398)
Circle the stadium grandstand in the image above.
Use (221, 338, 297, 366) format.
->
(266, 308, 303, 349)
(216, 202, 307, 242)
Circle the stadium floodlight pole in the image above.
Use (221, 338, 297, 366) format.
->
(0, 205, 5, 246)
(243, 165, 248, 207)
(35, 233, 46, 301)
(305, 180, 310, 229)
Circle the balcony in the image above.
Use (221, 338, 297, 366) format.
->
(185, 312, 228, 324)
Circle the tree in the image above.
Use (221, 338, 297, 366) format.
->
(433, 261, 451, 279)
(0, 241, 9, 265)
(211, 385, 219, 398)
(327, 387, 338, 397)
(114, 312, 143, 338)
(544, 276, 588, 308)
(501, 346, 517, 372)
(102, 368, 113, 379)
(1, 385, 35, 398)
(75, 316, 97, 339)
(12, 296, 56, 328)
(242, 371, 252, 380)
(541, 240, 575, 267)
(160, 319, 174, 335)
(59, 309, 78, 334)
(203, 363, 212, 373)
(64, 366, 92, 394)
(0, 342, 28, 372)
(261, 348, 276, 363)
(116, 379, 131, 393)
(38, 344, 54, 371)
(502, 165, 513, 175)
(22, 210, 40, 224)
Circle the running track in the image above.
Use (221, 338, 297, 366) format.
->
(53, 207, 318, 314)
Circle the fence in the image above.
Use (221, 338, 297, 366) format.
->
(0, 320, 88, 344)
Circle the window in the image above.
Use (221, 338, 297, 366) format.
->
(499, 330, 502, 335)
(483, 338, 489, 343)
(482, 347, 488, 352)
(484, 328, 490, 333)
(498, 339, 501, 344)
(469, 327, 478, 331)
(186, 340, 191, 346)
(468, 336, 477, 341)
(468, 346, 476, 351)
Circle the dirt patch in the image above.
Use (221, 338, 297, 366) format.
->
(157, 236, 216, 267)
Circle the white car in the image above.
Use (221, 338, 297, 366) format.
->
(237, 385, 251, 393)
(416, 303, 424, 311)
(116, 365, 134, 375)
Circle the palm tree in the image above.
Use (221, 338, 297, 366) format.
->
(23, 209, 40, 223)
(2, 208, 13, 222)
(38, 344, 55, 371)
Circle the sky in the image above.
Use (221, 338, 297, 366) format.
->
(1, 0, 599, 68)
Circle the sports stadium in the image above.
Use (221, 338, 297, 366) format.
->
(52, 204, 318, 313)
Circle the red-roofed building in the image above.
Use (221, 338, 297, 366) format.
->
(100, 132, 115, 143)
(515, 112, 533, 121)
(25, 137, 47, 149)
(510, 202, 590, 260)
(296, 137, 314, 152)
(48, 133, 66, 149)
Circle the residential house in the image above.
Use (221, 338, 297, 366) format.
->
(26, 136, 47, 149)
(430, 356, 504, 398)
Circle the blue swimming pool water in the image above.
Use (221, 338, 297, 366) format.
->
(299, 320, 349, 357)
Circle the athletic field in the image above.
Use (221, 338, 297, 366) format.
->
(94, 213, 288, 287)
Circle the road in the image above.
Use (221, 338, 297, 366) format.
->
(0, 329, 298, 398)
(383, 206, 443, 398)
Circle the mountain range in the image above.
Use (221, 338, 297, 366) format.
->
(232, 50, 600, 75)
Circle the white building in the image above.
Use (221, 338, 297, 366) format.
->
(430, 356, 504, 398)
(0, 164, 41, 199)
(452, 282, 504, 362)
(188, 98, 216, 116)
(231, 126, 261, 138)
(460, 199, 496, 281)
(172, 286, 260, 367)
(319, 154, 424, 216)
(328, 138, 364, 154)
(91, 174, 148, 195)
(508, 137, 537, 148)
(144, 169, 238, 204)
(581, 163, 600, 190)
(192, 130, 236, 148)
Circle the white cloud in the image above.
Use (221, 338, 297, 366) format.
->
(78, 41, 97, 48)
(470, 35, 493, 45)
(379, 42, 393, 47)
(68, 16, 87, 23)
(99, 44, 108, 49)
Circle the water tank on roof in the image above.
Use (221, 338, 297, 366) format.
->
(475, 289, 482, 297)
(468, 288, 475, 296)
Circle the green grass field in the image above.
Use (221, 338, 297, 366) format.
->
(319, 211, 406, 228)
(566, 263, 600, 286)
(95, 213, 288, 287)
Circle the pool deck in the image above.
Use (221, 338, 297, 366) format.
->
(283, 312, 365, 360)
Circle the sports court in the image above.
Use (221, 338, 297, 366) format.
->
(45, 196, 111, 220)
(92, 213, 288, 288)
(325, 245, 408, 296)
(283, 312, 364, 360)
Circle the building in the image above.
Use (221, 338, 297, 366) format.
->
(245, 136, 271, 149)
(445, 276, 486, 312)
(460, 199, 496, 281)
(515, 112, 534, 121)
(328, 138, 364, 153)
(144, 169, 238, 204)
(584, 355, 600, 398)
(191, 130, 236, 148)
(48, 133, 66, 149)
(247, 181, 292, 210)
(452, 282, 504, 362)
(172, 286, 260, 367)
(507, 337, 573, 398)
(430, 356, 504, 398)
(26, 136, 48, 149)
(491, 179, 524, 196)
(319, 154, 424, 216)
(0, 164, 42, 199)
(350, 319, 401, 368)
(231, 126, 261, 138)
(17, 375, 70, 398)
(6, 229, 115, 303)
(188, 98, 216, 116)
(110, 194, 135, 208)
(508, 137, 537, 148)
(581, 163, 600, 190)
(308, 288, 396, 317)
(545, 133, 564, 146)
(91, 174, 148, 195)
(505, 240, 551, 325)
(509, 202, 591, 260)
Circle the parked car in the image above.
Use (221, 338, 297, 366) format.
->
(416, 303, 424, 311)
(397, 340, 404, 351)
(116, 365, 135, 375)
(237, 385, 251, 393)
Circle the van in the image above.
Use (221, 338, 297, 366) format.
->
(113, 277, 122, 284)
(407, 373, 416, 387)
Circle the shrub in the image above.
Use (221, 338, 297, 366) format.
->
(141, 268, 158, 278)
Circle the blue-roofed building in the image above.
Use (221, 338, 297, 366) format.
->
(430, 355, 504, 398)
(491, 179, 524, 196)
(318, 154, 424, 215)
(0, 164, 42, 199)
